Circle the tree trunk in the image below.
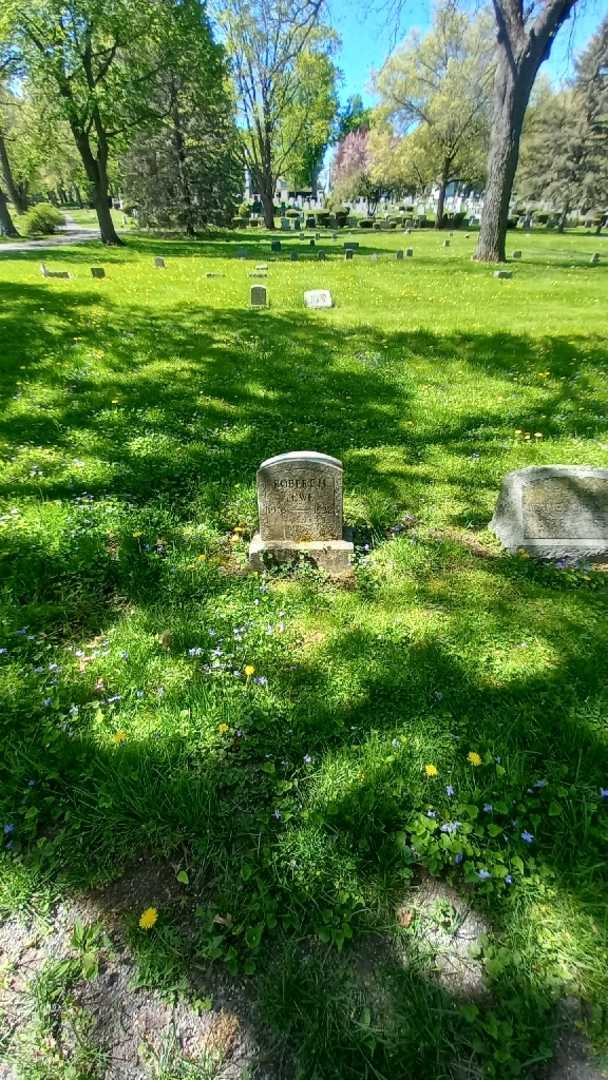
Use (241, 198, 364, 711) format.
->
(260, 189, 275, 229)
(0, 134, 28, 215)
(435, 168, 450, 229)
(72, 125, 123, 245)
(475, 55, 536, 261)
(171, 97, 195, 236)
(0, 187, 18, 237)
(74, 185, 84, 208)
(557, 201, 569, 233)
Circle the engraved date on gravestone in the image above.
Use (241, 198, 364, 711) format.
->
(523, 477, 608, 539)
(257, 452, 343, 541)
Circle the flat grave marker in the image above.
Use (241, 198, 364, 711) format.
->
(304, 289, 333, 309)
(90, 267, 105, 279)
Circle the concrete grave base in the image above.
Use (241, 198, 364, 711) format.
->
(249, 532, 354, 577)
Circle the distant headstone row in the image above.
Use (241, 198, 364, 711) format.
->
(251, 287, 335, 309)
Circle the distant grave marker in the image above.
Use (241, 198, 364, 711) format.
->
(154, 256, 166, 268)
(494, 270, 512, 279)
(40, 263, 69, 280)
(406, 248, 414, 257)
(590, 252, 601, 265)
(317, 251, 327, 261)
(396, 250, 404, 260)
(443, 240, 450, 248)
(271, 240, 281, 252)
(90, 267, 105, 279)
(344, 250, 354, 261)
(250, 284, 268, 307)
(512, 250, 522, 260)
(304, 289, 333, 309)
(290, 251, 299, 262)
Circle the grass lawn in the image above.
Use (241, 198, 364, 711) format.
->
(0, 226, 607, 1078)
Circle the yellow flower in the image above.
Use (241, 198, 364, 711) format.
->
(132, 531, 142, 538)
(218, 723, 229, 734)
(113, 730, 127, 745)
(424, 764, 438, 777)
(244, 665, 255, 677)
(467, 751, 482, 767)
(139, 907, 158, 930)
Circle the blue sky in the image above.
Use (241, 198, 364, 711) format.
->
(328, 0, 606, 107)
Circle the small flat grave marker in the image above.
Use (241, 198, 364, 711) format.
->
(90, 267, 105, 279)
(590, 252, 601, 265)
(40, 263, 69, 279)
(304, 289, 333, 309)
(494, 270, 512, 279)
(309, 239, 315, 247)
(344, 242, 359, 250)
(406, 248, 414, 257)
(249, 451, 354, 576)
(271, 240, 281, 252)
(290, 251, 299, 262)
(443, 240, 450, 248)
(154, 257, 166, 268)
(396, 250, 404, 260)
(205, 272, 224, 278)
(255, 263, 268, 270)
(491, 465, 608, 561)
(344, 250, 354, 261)
(250, 284, 268, 307)
(317, 251, 327, 261)
(248, 271, 267, 278)
(512, 250, 522, 259)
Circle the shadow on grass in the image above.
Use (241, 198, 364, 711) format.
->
(0, 284, 607, 1076)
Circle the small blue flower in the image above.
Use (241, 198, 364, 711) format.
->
(188, 647, 203, 657)
(454, 853, 464, 865)
(483, 803, 493, 813)
(272, 809, 281, 820)
(42, 697, 52, 707)
(504, 874, 513, 885)
(478, 869, 491, 880)
(521, 830, 534, 844)
(533, 779, 547, 790)
(426, 810, 438, 819)
(445, 785, 455, 797)
(3, 824, 15, 835)
(440, 821, 461, 834)
(254, 675, 268, 686)
(303, 754, 312, 764)
(120, 651, 129, 660)
(0, 647, 7, 655)
(391, 738, 400, 749)
(135, 690, 144, 699)
(107, 694, 122, 704)
(27, 779, 36, 788)
(600, 788, 608, 801)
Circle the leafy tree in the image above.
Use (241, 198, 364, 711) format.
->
(374, 4, 494, 228)
(2, 0, 203, 244)
(0, 45, 20, 234)
(282, 48, 338, 194)
(474, 0, 579, 262)
(221, 0, 333, 227)
(121, 5, 241, 234)
(336, 94, 372, 140)
(331, 127, 383, 210)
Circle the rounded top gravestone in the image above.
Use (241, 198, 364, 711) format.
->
(256, 451, 343, 542)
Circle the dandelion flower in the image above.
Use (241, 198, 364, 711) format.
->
(139, 907, 158, 930)
(113, 730, 127, 745)
(425, 764, 438, 778)
(467, 751, 482, 767)
(244, 664, 255, 677)
(218, 723, 229, 734)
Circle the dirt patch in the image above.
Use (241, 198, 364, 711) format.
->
(404, 873, 489, 999)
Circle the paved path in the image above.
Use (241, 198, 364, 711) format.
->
(0, 216, 101, 254)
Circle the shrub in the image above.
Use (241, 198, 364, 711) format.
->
(237, 202, 251, 219)
(316, 211, 331, 227)
(334, 209, 350, 228)
(359, 219, 375, 229)
(285, 209, 300, 219)
(533, 212, 549, 225)
(19, 203, 65, 237)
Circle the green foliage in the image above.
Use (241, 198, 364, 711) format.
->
(18, 201, 64, 236)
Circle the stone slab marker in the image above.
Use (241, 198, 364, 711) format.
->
(490, 465, 608, 561)
(406, 248, 414, 257)
(494, 270, 512, 279)
(345, 250, 354, 260)
(271, 240, 281, 251)
(250, 284, 268, 307)
(304, 289, 333, 309)
(40, 263, 69, 279)
(249, 451, 354, 576)
(396, 250, 404, 260)
(154, 256, 166, 268)
(590, 253, 600, 265)
(290, 251, 299, 262)
(317, 250, 327, 261)
(512, 250, 522, 260)
(443, 240, 450, 248)
(90, 267, 105, 279)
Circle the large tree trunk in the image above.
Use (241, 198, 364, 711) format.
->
(72, 124, 123, 245)
(0, 188, 18, 237)
(171, 96, 195, 236)
(0, 133, 28, 215)
(557, 201, 569, 233)
(260, 189, 275, 229)
(475, 0, 578, 263)
(435, 166, 450, 229)
(475, 56, 536, 261)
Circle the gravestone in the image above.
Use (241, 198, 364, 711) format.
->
(290, 251, 299, 262)
(250, 284, 268, 307)
(40, 263, 69, 280)
(293, 219, 301, 231)
(280, 218, 290, 231)
(344, 242, 359, 250)
(154, 257, 166, 268)
(205, 272, 224, 278)
(512, 250, 522, 260)
(237, 248, 247, 259)
(406, 248, 414, 257)
(304, 289, 333, 309)
(256, 263, 269, 270)
(271, 240, 281, 252)
(345, 250, 354, 261)
(248, 271, 267, 278)
(590, 252, 601, 265)
(396, 250, 404, 260)
(490, 466, 608, 561)
(309, 239, 315, 247)
(494, 270, 512, 279)
(249, 451, 354, 576)
(317, 250, 327, 261)
(90, 267, 105, 279)
(332, 232, 338, 240)
(443, 240, 450, 248)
